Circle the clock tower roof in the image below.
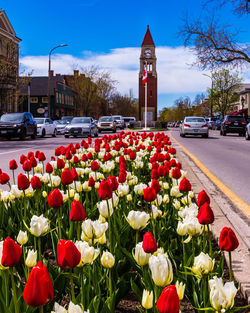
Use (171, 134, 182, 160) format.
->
(141, 25, 155, 47)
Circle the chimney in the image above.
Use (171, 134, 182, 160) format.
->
(74, 70, 79, 77)
(49, 70, 54, 77)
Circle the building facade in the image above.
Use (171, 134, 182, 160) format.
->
(19, 74, 74, 118)
(139, 25, 157, 122)
(0, 9, 21, 115)
(232, 84, 250, 115)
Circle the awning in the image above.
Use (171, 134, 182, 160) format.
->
(231, 108, 248, 115)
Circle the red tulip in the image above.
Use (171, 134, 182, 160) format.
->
(70, 168, 78, 181)
(98, 181, 112, 200)
(144, 187, 157, 202)
(22, 160, 32, 172)
(156, 285, 179, 313)
(9, 159, 18, 170)
(91, 160, 99, 171)
(129, 151, 136, 160)
(57, 239, 81, 269)
(142, 232, 158, 253)
(27, 152, 34, 160)
(73, 155, 79, 164)
(87, 152, 93, 160)
(219, 227, 239, 251)
(61, 169, 73, 185)
(38, 152, 46, 162)
(197, 190, 210, 207)
(31, 176, 42, 189)
(151, 179, 161, 194)
(57, 158, 65, 170)
(151, 169, 159, 180)
(45, 162, 53, 174)
(55, 147, 61, 156)
(17, 173, 30, 190)
(107, 175, 118, 191)
(172, 167, 181, 179)
(70, 200, 86, 221)
(30, 156, 37, 168)
(179, 177, 192, 192)
(1, 237, 22, 267)
(23, 261, 54, 307)
(197, 202, 214, 225)
(82, 154, 88, 162)
(35, 150, 40, 158)
(20, 154, 27, 164)
(88, 176, 95, 187)
(65, 150, 72, 160)
(0, 172, 10, 185)
(47, 189, 63, 208)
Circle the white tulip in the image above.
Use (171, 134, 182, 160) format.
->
(126, 210, 150, 230)
(175, 280, 186, 300)
(209, 276, 237, 312)
(163, 194, 170, 204)
(52, 302, 67, 313)
(142, 289, 153, 309)
(97, 200, 113, 218)
(170, 186, 183, 198)
(149, 253, 173, 287)
(152, 205, 162, 219)
(30, 215, 49, 237)
(101, 251, 115, 268)
(173, 199, 181, 210)
(68, 302, 84, 313)
(117, 184, 129, 197)
(191, 252, 214, 279)
(17, 230, 28, 245)
(25, 249, 37, 268)
(75, 241, 99, 266)
(133, 242, 151, 266)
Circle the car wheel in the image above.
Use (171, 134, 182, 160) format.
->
(222, 130, 226, 136)
(41, 129, 46, 138)
(31, 130, 36, 139)
(98, 129, 101, 133)
(65, 135, 69, 138)
(245, 130, 250, 140)
(202, 134, 209, 138)
(52, 129, 57, 137)
(19, 129, 26, 140)
(180, 132, 183, 137)
(95, 129, 98, 137)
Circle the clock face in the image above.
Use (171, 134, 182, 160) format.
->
(144, 49, 152, 57)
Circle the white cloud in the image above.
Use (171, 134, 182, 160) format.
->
(20, 46, 250, 99)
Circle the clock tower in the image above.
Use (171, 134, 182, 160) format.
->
(139, 25, 157, 122)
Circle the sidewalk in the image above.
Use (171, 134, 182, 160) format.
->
(175, 148, 250, 303)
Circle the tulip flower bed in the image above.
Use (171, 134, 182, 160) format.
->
(0, 131, 249, 313)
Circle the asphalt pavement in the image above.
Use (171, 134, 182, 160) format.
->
(168, 128, 250, 206)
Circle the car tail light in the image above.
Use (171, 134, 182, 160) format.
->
(202, 124, 208, 127)
(225, 121, 231, 124)
(242, 121, 247, 124)
(184, 124, 190, 127)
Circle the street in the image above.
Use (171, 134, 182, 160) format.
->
(168, 128, 250, 206)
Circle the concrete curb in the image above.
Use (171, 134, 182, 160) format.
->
(175, 148, 250, 304)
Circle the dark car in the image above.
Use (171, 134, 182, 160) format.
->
(0, 112, 37, 140)
(220, 115, 247, 136)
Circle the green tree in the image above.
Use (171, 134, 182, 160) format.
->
(208, 69, 242, 117)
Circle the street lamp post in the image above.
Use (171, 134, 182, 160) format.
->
(241, 96, 245, 111)
(202, 73, 214, 116)
(47, 44, 68, 118)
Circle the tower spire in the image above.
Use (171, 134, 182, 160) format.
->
(141, 25, 155, 46)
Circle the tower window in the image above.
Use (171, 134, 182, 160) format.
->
(150, 90, 152, 97)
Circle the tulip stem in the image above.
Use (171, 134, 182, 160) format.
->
(39, 306, 43, 313)
(207, 224, 212, 256)
(12, 170, 15, 185)
(106, 200, 113, 253)
(38, 237, 42, 261)
(109, 268, 113, 298)
(136, 230, 139, 244)
(229, 251, 233, 281)
(70, 269, 76, 303)
(10, 268, 19, 313)
(57, 209, 62, 239)
(77, 222, 80, 241)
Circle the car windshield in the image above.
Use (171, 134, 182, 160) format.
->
(228, 116, 244, 121)
(34, 118, 45, 124)
(71, 118, 91, 124)
(100, 117, 113, 122)
(55, 120, 68, 125)
(185, 117, 205, 123)
(113, 116, 121, 120)
(0, 113, 24, 122)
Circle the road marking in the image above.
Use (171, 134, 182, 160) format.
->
(169, 130, 250, 219)
(0, 148, 32, 155)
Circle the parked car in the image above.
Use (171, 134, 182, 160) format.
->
(54, 120, 68, 135)
(220, 115, 246, 136)
(205, 117, 217, 129)
(124, 117, 136, 128)
(0, 112, 37, 140)
(97, 116, 116, 133)
(180, 116, 209, 138)
(112, 115, 125, 129)
(245, 117, 250, 140)
(128, 119, 137, 128)
(61, 116, 74, 123)
(34, 118, 57, 137)
(64, 117, 98, 138)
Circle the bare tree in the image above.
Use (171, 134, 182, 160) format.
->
(180, 1, 250, 69)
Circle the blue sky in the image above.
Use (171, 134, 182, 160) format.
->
(2, 0, 250, 110)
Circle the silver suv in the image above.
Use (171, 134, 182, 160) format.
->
(112, 115, 125, 129)
(97, 116, 116, 133)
